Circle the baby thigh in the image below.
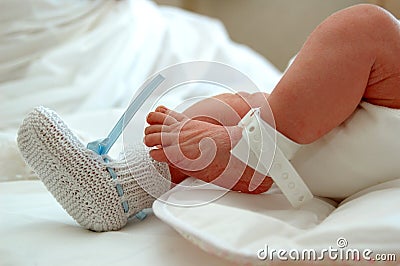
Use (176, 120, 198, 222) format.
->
(361, 8, 400, 106)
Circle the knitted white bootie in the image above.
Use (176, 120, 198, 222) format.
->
(17, 106, 171, 232)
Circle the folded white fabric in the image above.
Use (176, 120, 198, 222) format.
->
(292, 101, 400, 198)
(153, 178, 400, 264)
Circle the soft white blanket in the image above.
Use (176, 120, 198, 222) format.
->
(0, 0, 280, 182)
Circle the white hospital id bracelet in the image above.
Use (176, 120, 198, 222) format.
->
(231, 108, 313, 207)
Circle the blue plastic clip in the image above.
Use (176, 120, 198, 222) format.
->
(87, 74, 165, 217)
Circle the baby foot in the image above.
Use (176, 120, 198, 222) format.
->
(144, 106, 273, 193)
(17, 107, 170, 231)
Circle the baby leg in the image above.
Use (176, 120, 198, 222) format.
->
(182, 92, 269, 126)
(265, 4, 400, 144)
(169, 92, 270, 186)
(146, 106, 273, 193)
(146, 4, 400, 193)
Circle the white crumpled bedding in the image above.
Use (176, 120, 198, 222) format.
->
(0, 0, 280, 182)
(1, 0, 399, 265)
(154, 178, 400, 265)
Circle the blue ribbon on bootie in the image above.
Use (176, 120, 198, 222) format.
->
(87, 74, 165, 221)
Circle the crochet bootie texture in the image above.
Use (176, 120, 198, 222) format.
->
(17, 107, 171, 231)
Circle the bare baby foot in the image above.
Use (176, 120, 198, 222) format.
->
(144, 106, 273, 193)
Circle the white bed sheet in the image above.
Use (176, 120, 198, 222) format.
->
(0, 0, 281, 183)
(0, 180, 232, 266)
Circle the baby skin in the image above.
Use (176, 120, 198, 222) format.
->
(145, 4, 400, 193)
(145, 101, 273, 193)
